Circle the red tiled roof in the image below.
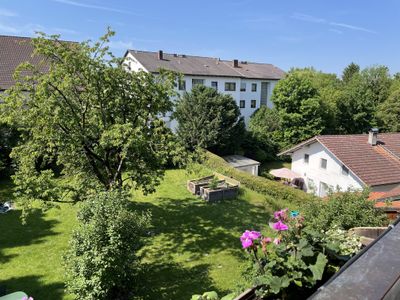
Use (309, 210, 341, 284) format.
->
(369, 188, 400, 201)
(317, 134, 400, 186)
(280, 133, 400, 187)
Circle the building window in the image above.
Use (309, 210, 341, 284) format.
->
(320, 158, 327, 169)
(211, 81, 218, 90)
(304, 154, 309, 164)
(178, 79, 186, 91)
(240, 82, 246, 92)
(192, 79, 204, 86)
(251, 100, 256, 108)
(225, 82, 236, 91)
(251, 83, 257, 92)
(342, 165, 349, 176)
(239, 100, 245, 108)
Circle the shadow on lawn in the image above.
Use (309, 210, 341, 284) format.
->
(137, 262, 215, 300)
(131, 195, 271, 298)
(132, 196, 271, 259)
(0, 209, 60, 264)
(0, 275, 64, 300)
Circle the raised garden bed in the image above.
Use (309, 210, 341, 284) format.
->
(200, 183, 239, 202)
(187, 175, 215, 195)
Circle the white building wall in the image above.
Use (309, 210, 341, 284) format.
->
(291, 142, 364, 196)
(124, 53, 279, 129)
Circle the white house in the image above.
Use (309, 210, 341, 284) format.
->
(278, 129, 400, 197)
(123, 50, 285, 129)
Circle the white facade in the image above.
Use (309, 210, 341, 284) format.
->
(125, 52, 278, 129)
(291, 141, 364, 197)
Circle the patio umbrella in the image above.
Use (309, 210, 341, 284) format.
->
(269, 168, 301, 180)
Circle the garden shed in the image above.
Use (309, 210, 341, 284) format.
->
(223, 155, 260, 176)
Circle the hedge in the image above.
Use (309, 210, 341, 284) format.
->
(202, 151, 314, 208)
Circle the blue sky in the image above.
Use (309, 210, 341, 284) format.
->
(0, 0, 399, 74)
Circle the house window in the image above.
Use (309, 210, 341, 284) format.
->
(192, 79, 204, 86)
(320, 158, 327, 169)
(225, 82, 236, 91)
(240, 100, 245, 108)
(251, 100, 256, 108)
(211, 81, 218, 90)
(178, 79, 186, 91)
(304, 154, 309, 164)
(342, 165, 349, 176)
(240, 82, 246, 92)
(252, 83, 257, 92)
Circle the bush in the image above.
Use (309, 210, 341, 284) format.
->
(64, 189, 151, 300)
(245, 106, 281, 161)
(174, 85, 245, 155)
(303, 189, 387, 231)
(202, 150, 313, 208)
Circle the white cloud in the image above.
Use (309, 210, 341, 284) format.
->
(291, 13, 326, 24)
(0, 20, 77, 37)
(292, 12, 377, 34)
(0, 8, 17, 17)
(329, 22, 376, 34)
(53, 0, 137, 15)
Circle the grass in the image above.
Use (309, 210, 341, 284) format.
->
(0, 170, 276, 299)
(0, 179, 78, 300)
(260, 160, 291, 174)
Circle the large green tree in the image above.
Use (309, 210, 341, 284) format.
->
(173, 84, 245, 155)
(1, 30, 180, 210)
(336, 65, 391, 133)
(271, 69, 329, 148)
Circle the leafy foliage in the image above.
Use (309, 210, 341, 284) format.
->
(191, 291, 236, 300)
(271, 69, 330, 149)
(303, 189, 387, 232)
(174, 85, 245, 155)
(241, 210, 329, 298)
(246, 106, 281, 161)
(0, 123, 19, 177)
(0, 29, 182, 214)
(63, 189, 151, 300)
(336, 65, 391, 133)
(202, 150, 314, 206)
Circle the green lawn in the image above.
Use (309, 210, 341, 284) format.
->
(0, 170, 275, 299)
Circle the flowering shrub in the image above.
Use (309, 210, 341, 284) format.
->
(239, 208, 363, 299)
(323, 225, 362, 256)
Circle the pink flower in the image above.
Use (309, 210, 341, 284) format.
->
(248, 230, 261, 240)
(274, 208, 289, 221)
(240, 230, 261, 249)
(273, 238, 281, 245)
(272, 220, 289, 231)
(241, 237, 253, 248)
(262, 237, 272, 244)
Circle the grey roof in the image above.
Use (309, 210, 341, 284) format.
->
(126, 50, 285, 80)
(223, 155, 260, 168)
(310, 218, 400, 300)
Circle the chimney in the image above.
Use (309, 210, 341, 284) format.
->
(233, 59, 239, 68)
(158, 50, 163, 60)
(368, 128, 379, 146)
